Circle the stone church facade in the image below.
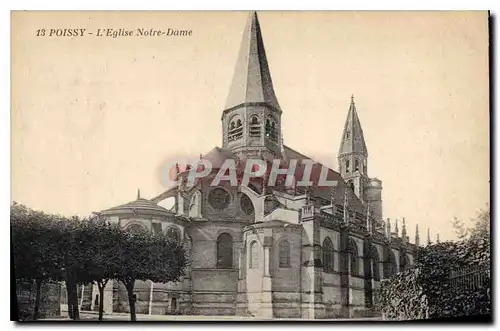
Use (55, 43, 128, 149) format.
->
(84, 12, 418, 319)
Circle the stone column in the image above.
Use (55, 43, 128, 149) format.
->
(260, 235, 274, 319)
(339, 225, 350, 318)
(300, 216, 325, 319)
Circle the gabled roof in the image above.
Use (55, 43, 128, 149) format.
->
(338, 96, 368, 157)
(224, 11, 281, 112)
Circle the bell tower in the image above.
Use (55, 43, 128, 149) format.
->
(338, 95, 369, 202)
(221, 12, 283, 160)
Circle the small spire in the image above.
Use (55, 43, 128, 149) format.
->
(351, 94, 355, 104)
(427, 228, 431, 245)
(343, 187, 349, 224)
(415, 224, 420, 246)
(386, 218, 391, 240)
(137, 188, 141, 200)
(366, 202, 372, 234)
(436, 234, 440, 243)
(401, 217, 407, 242)
(395, 219, 399, 237)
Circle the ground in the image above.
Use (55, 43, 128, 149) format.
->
(40, 311, 382, 321)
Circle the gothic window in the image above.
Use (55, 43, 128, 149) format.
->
(189, 190, 202, 217)
(217, 233, 233, 268)
(166, 226, 181, 243)
(400, 253, 409, 272)
(240, 193, 254, 215)
(208, 188, 230, 211)
(249, 116, 261, 137)
(322, 238, 334, 273)
(345, 130, 350, 140)
(249, 241, 259, 269)
(370, 245, 380, 281)
(228, 116, 243, 141)
(271, 122, 277, 141)
(348, 239, 359, 276)
(279, 240, 291, 268)
(265, 117, 278, 142)
(346, 160, 350, 173)
(355, 159, 360, 172)
(387, 251, 398, 277)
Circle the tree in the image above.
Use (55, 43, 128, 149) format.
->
(11, 202, 63, 320)
(115, 228, 187, 321)
(378, 205, 491, 320)
(451, 217, 469, 240)
(77, 218, 122, 321)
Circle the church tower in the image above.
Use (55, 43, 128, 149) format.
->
(221, 12, 283, 160)
(338, 95, 368, 201)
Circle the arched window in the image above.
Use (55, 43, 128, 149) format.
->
(322, 238, 334, 273)
(249, 116, 261, 137)
(189, 191, 201, 217)
(228, 117, 243, 141)
(217, 233, 233, 268)
(279, 240, 291, 268)
(346, 160, 350, 173)
(387, 250, 398, 277)
(370, 245, 380, 281)
(166, 226, 181, 243)
(265, 117, 278, 141)
(249, 241, 259, 269)
(355, 159, 360, 172)
(345, 130, 351, 139)
(400, 253, 409, 272)
(348, 239, 359, 276)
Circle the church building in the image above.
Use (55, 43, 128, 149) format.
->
(87, 12, 419, 319)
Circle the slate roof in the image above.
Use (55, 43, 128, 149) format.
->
(224, 12, 281, 112)
(101, 197, 174, 216)
(338, 96, 368, 157)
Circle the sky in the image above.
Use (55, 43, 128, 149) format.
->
(11, 11, 489, 242)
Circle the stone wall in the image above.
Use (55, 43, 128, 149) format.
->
(15, 281, 61, 320)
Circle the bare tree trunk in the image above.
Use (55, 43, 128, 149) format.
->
(125, 281, 136, 321)
(65, 274, 80, 320)
(32, 279, 42, 320)
(97, 280, 108, 321)
(65, 280, 73, 319)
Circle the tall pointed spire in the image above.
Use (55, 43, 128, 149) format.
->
(338, 95, 368, 158)
(224, 12, 281, 112)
